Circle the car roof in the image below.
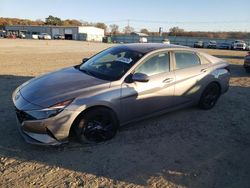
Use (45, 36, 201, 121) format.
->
(117, 43, 189, 54)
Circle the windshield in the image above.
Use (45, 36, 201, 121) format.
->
(79, 46, 145, 81)
(235, 40, 244, 43)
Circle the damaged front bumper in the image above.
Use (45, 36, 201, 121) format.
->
(16, 116, 64, 146)
(12, 89, 80, 146)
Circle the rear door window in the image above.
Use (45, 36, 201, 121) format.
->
(174, 51, 201, 70)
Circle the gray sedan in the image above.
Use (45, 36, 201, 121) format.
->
(12, 43, 230, 145)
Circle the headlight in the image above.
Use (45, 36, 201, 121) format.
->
(25, 99, 73, 120)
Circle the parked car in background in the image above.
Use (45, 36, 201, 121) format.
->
(139, 37, 147, 43)
(246, 43, 250, 51)
(231, 40, 247, 50)
(12, 43, 230, 145)
(207, 41, 217, 49)
(54, 34, 65, 40)
(194, 41, 204, 48)
(219, 43, 231, 50)
(244, 52, 250, 72)
(18, 33, 26, 39)
(38, 33, 52, 40)
(0, 30, 6, 38)
(32, 34, 38, 40)
(162, 38, 170, 44)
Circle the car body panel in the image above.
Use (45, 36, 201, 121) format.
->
(173, 64, 212, 105)
(16, 117, 62, 145)
(121, 71, 175, 123)
(19, 67, 110, 108)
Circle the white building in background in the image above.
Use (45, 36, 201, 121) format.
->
(4, 25, 105, 42)
(78, 26, 104, 41)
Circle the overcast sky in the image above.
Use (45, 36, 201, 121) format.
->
(1, 0, 250, 32)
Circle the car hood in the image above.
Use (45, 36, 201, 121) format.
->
(19, 67, 110, 108)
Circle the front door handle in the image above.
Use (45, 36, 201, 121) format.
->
(163, 78, 174, 83)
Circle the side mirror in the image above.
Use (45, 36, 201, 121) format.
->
(82, 58, 89, 63)
(132, 73, 149, 82)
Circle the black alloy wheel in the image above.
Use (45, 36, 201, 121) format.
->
(199, 83, 221, 110)
(74, 108, 118, 144)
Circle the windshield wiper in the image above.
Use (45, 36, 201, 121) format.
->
(78, 67, 96, 77)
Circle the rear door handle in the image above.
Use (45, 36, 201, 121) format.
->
(200, 68, 208, 73)
(163, 78, 174, 83)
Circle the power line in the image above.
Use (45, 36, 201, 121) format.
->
(130, 19, 249, 24)
(104, 19, 128, 23)
(103, 19, 249, 25)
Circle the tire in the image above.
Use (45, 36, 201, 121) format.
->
(245, 68, 250, 73)
(73, 107, 118, 144)
(199, 83, 221, 110)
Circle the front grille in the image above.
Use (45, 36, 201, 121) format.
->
(15, 108, 35, 123)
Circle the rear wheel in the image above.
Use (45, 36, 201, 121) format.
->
(199, 83, 221, 110)
(73, 108, 118, 144)
(245, 68, 250, 73)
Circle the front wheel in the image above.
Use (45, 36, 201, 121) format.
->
(73, 108, 118, 144)
(199, 83, 221, 110)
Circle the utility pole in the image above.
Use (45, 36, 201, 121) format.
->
(159, 27, 163, 36)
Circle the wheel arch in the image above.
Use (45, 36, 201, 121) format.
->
(69, 105, 120, 136)
(198, 81, 222, 110)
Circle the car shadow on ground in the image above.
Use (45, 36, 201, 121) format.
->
(229, 63, 249, 78)
(215, 55, 245, 60)
(0, 70, 250, 187)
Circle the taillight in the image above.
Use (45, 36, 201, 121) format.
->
(225, 66, 230, 73)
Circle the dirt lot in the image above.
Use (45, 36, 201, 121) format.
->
(0, 39, 250, 188)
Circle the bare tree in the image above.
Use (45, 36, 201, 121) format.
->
(63, 19, 82, 26)
(109, 24, 119, 35)
(169, 27, 185, 34)
(95, 22, 107, 33)
(79, 20, 89, 26)
(123, 25, 134, 34)
(35, 19, 44, 25)
(140, 28, 149, 34)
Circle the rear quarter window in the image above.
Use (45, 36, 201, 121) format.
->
(174, 51, 201, 70)
(198, 53, 211, 64)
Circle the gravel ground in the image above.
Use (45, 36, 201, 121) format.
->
(0, 39, 250, 188)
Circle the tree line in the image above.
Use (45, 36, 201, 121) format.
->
(1, 16, 249, 39)
(139, 27, 250, 39)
